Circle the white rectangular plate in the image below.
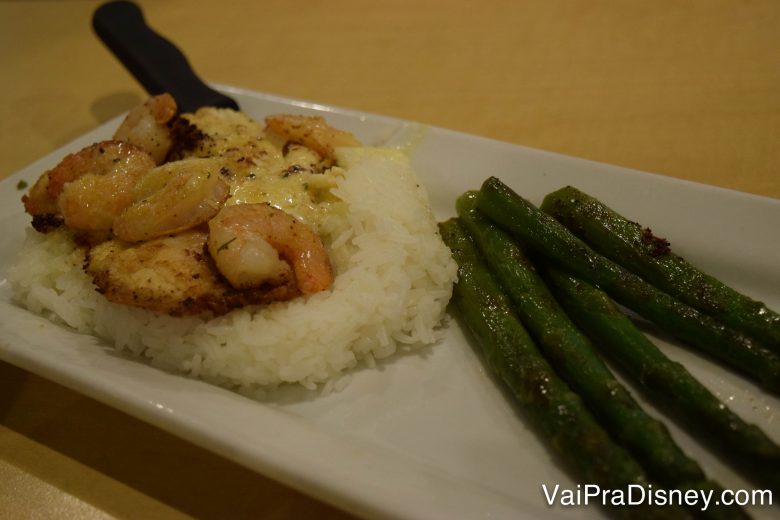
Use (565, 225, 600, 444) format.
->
(1, 86, 778, 519)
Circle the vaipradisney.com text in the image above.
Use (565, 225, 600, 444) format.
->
(542, 484, 772, 511)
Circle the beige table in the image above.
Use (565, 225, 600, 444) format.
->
(1, 1, 778, 518)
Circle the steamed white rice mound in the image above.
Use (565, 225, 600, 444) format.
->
(9, 148, 457, 394)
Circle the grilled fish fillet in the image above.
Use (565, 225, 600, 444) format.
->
(84, 229, 299, 316)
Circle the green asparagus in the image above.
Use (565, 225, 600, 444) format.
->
(541, 185, 780, 352)
(475, 176, 780, 394)
(457, 192, 716, 491)
(543, 264, 780, 493)
(439, 218, 694, 519)
(439, 218, 648, 485)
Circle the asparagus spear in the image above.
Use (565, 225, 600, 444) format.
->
(541, 185, 780, 352)
(457, 192, 710, 489)
(475, 176, 780, 394)
(542, 263, 780, 493)
(439, 218, 692, 519)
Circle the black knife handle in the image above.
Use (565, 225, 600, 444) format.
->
(92, 0, 239, 113)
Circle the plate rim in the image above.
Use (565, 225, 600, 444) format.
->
(1, 84, 778, 520)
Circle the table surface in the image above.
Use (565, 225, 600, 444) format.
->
(1, 1, 778, 518)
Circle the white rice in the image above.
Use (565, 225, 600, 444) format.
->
(8, 149, 457, 395)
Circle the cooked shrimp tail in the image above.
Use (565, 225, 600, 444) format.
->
(113, 93, 177, 164)
(265, 114, 360, 164)
(207, 203, 333, 294)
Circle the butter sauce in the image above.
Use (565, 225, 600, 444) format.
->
(176, 108, 346, 230)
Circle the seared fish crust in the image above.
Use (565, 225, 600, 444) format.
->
(84, 230, 300, 316)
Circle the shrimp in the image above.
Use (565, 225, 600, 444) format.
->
(112, 157, 230, 242)
(22, 140, 155, 233)
(264, 114, 360, 164)
(113, 93, 177, 164)
(207, 203, 333, 294)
